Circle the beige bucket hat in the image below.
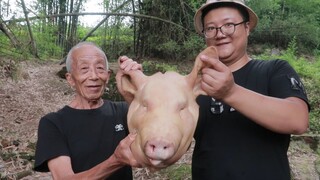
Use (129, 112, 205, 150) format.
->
(194, 0, 258, 35)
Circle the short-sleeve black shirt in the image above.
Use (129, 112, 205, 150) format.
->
(34, 100, 132, 180)
(192, 60, 309, 180)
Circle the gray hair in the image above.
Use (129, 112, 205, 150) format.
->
(65, 42, 109, 72)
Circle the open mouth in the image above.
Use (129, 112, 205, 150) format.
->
(216, 42, 229, 46)
(87, 85, 101, 91)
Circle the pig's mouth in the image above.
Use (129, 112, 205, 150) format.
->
(148, 158, 164, 167)
(147, 157, 175, 169)
(144, 139, 176, 167)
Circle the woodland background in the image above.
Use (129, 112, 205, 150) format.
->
(0, 0, 320, 179)
(1, 0, 320, 60)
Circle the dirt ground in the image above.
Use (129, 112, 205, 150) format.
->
(0, 60, 319, 180)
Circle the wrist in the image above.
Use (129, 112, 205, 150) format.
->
(222, 84, 240, 104)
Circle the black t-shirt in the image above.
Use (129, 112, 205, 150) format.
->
(34, 100, 132, 180)
(192, 60, 309, 180)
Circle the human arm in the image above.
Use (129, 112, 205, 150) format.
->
(222, 85, 308, 134)
(199, 55, 309, 135)
(116, 56, 142, 103)
(47, 132, 140, 180)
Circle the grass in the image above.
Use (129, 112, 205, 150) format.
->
(160, 164, 192, 180)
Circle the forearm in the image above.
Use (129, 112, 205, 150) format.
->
(223, 84, 309, 134)
(49, 154, 125, 180)
(74, 155, 123, 180)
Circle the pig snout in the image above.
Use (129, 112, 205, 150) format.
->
(145, 138, 175, 166)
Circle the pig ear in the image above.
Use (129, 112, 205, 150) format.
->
(116, 70, 146, 102)
(186, 46, 219, 96)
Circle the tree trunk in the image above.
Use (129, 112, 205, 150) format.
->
(0, 18, 20, 48)
(20, 0, 39, 58)
(58, 0, 67, 47)
(131, 0, 137, 55)
(136, 0, 143, 58)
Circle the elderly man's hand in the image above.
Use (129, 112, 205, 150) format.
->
(113, 132, 142, 167)
(116, 56, 142, 103)
(118, 56, 142, 71)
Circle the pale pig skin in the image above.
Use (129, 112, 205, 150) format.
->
(117, 46, 218, 170)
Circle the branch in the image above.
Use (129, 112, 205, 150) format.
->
(20, 0, 39, 58)
(81, 0, 131, 41)
(3, 12, 190, 32)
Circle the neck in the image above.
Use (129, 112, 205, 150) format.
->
(224, 54, 251, 72)
(69, 97, 104, 109)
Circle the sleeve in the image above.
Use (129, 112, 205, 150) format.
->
(33, 113, 70, 172)
(269, 60, 310, 110)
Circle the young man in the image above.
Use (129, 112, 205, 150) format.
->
(34, 42, 141, 179)
(192, 0, 309, 179)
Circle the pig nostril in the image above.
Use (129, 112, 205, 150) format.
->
(151, 145, 156, 151)
(145, 139, 175, 161)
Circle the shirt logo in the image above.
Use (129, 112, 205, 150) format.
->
(210, 98, 224, 114)
(289, 77, 306, 95)
(230, 107, 236, 112)
(115, 124, 124, 132)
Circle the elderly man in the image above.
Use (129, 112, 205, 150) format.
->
(192, 0, 310, 179)
(34, 42, 141, 179)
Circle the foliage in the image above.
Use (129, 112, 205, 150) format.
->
(137, 0, 196, 58)
(249, 0, 320, 54)
(282, 36, 298, 60)
(2, 0, 320, 59)
(33, 22, 64, 58)
(154, 34, 205, 61)
(182, 34, 206, 60)
(83, 24, 136, 60)
(155, 40, 181, 60)
(142, 60, 178, 75)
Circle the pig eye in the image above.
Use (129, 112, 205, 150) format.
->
(179, 102, 187, 111)
(142, 99, 148, 108)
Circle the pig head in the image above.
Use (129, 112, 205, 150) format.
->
(117, 46, 218, 170)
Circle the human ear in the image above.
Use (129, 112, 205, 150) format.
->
(105, 70, 112, 84)
(65, 73, 75, 88)
(245, 22, 250, 36)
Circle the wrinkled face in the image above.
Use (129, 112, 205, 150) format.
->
(128, 72, 199, 170)
(66, 45, 110, 101)
(203, 7, 249, 65)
